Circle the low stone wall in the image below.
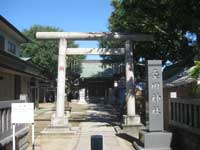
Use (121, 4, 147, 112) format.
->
(170, 126, 200, 150)
(0, 127, 29, 150)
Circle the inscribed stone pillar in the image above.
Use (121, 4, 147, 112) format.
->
(147, 60, 163, 131)
(56, 38, 67, 117)
(134, 60, 172, 150)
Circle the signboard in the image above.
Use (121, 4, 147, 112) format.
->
(147, 60, 163, 132)
(170, 92, 177, 98)
(19, 94, 28, 101)
(11, 103, 34, 150)
(11, 103, 34, 124)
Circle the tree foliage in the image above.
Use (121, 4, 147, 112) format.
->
(20, 25, 84, 79)
(107, 0, 200, 66)
(189, 61, 200, 79)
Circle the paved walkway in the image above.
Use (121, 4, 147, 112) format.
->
(27, 102, 135, 150)
(74, 104, 134, 150)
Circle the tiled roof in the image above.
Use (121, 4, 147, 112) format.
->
(80, 60, 114, 78)
(164, 66, 196, 87)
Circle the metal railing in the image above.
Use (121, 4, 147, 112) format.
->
(170, 98, 200, 134)
(0, 100, 25, 143)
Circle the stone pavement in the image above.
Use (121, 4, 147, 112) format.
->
(27, 102, 135, 150)
(74, 104, 134, 150)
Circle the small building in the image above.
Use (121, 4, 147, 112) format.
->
(0, 15, 47, 149)
(79, 60, 125, 103)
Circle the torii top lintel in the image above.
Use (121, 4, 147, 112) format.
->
(36, 32, 153, 41)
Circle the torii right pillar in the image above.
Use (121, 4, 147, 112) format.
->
(123, 40, 141, 126)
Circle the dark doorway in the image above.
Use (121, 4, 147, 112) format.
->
(14, 75, 21, 99)
(0, 35, 5, 51)
(88, 82, 105, 98)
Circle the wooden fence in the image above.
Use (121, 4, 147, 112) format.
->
(170, 98, 200, 134)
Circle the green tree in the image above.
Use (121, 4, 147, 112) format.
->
(189, 61, 200, 79)
(107, 0, 200, 66)
(66, 55, 85, 92)
(20, 25, 84, 79)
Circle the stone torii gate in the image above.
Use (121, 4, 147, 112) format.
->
(36, 32, 153, 127)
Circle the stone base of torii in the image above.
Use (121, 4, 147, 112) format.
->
(51, 114, 69, 127)
(123, 115, 141, 126)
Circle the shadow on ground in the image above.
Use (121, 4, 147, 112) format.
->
(75, 103, 121, 127)
(116, 133, 143, 148)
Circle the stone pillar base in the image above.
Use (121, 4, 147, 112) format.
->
(71, 99, 78, 103)
(51, 114, 69, 127)
(78, 99, 88, 104)
(123, 115, 141, 126)
(134, 130, 172, 150)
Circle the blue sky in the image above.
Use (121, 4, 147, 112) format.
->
(0, 0, 113, 59)
(184, 31, 197, 46)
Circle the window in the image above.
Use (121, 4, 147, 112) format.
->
(7, 41, 16, 54)
(0, 35, 5, 51)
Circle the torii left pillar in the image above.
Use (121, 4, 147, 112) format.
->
(51, 38, 68, 127)
(123, 40, 141, 126)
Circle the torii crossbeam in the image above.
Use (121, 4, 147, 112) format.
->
(66, 48, 125, 55)
(36, 32, 153, 41)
